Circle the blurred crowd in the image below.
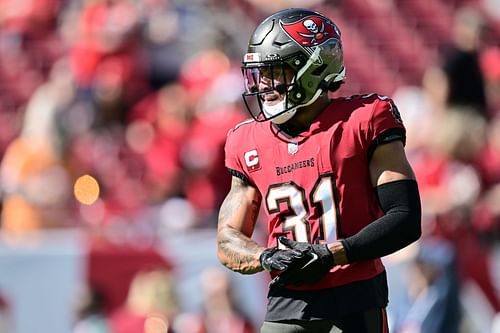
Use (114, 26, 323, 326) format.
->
(0, 0, 499, 332)
(0, 0, 258, 235)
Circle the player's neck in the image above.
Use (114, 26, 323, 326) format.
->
(278, 95, 330, 136)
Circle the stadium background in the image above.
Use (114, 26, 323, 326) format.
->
(0, 0, 499, 332)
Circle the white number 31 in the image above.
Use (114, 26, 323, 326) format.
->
(265, 174, 340, 244)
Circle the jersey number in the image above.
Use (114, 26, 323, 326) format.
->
(265, 174, 340, 243)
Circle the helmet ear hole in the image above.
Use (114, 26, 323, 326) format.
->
(289, 55, 307, 70)
(290, 86, 306, 103)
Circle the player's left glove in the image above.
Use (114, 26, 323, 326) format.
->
(272, 236, 335, 286)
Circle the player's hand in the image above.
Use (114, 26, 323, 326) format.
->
(272, 236, 335, 286)
(259, 247, 308, 272)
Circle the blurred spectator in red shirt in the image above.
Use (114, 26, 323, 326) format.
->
(179, 49, 246, 221)
(127, 83, 191, 203)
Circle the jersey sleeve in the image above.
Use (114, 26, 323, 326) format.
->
(365, 97, 406, 160)
(224, 128, 252, 184)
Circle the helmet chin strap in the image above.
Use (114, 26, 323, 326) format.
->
(266, 87, 324, 124)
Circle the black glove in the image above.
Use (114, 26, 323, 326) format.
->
(272, 236, 335, 286)
(259, 247, 308, 272)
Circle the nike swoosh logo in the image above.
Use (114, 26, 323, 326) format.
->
(301, 253, 318, 269)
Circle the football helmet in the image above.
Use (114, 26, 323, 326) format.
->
(242, 8, 345, 124)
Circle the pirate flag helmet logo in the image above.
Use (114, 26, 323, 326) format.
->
(280, 15, 340, 64)
(281, 15, 340, 47)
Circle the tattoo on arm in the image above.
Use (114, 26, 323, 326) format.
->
(249, 197, 260, 224)
(217, 178, 264, 274)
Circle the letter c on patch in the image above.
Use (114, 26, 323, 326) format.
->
(244, 149, 261, 172)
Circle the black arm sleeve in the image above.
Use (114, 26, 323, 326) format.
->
(341, 179, 422, 262)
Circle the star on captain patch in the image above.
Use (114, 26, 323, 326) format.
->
(288, 142, 299, 155)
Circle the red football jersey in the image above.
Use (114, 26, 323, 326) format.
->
(224, 94, 406, 290)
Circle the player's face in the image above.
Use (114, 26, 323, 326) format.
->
(259, 67, 287, 107)
(243, 64, 294, 107)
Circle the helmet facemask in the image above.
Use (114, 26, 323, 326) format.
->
(242, 56, 304, 124)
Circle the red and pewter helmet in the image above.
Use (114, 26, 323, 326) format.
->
(241, 8, 345, 124)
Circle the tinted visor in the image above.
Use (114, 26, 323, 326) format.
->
(241, 62, 295, 122)
(242, 63, 292, 95)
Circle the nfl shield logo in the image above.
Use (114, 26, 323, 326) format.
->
(288, 142, 299, 155)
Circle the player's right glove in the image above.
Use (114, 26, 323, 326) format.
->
(271, 237, 335, 286)
(259, 247, 307, 272)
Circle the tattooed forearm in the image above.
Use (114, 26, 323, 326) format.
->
(217, 178, 264, 274)
(217, 227, 264, 274)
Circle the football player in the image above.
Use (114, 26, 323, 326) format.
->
(217, 8, 421, 333)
